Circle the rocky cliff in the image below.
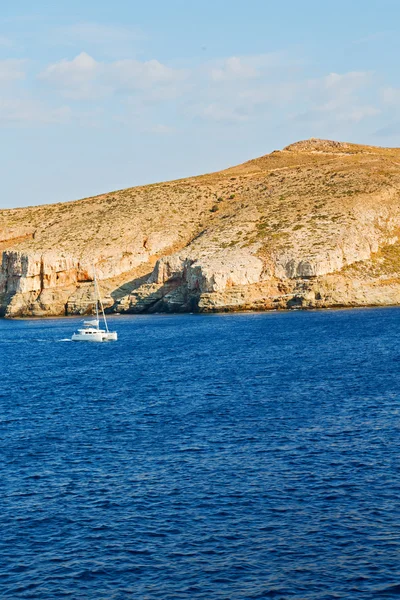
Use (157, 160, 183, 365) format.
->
(3, 138, 400, 317)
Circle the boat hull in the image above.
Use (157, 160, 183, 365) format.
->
(71, 332, 106, 342)
(71, 328, 118, 342)
(105, 331, 118, 341)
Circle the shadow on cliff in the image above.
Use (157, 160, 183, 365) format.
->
(110, 272, 151, 303)
(109, 273, 199, 314)
(0, 292, 12, 317)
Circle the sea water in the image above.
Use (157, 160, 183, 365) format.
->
(1, 309, 400, 599)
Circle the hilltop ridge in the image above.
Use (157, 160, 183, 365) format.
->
(2, 138, 400, 316)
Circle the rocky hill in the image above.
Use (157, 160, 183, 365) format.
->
(3, 138, 400, 317)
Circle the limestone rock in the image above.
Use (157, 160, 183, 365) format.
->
(4, 138, 400, 317)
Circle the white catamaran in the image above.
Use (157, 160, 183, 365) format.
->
(71, 268, 118, 342)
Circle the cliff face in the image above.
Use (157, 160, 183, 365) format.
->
(3, 138, 400, 317)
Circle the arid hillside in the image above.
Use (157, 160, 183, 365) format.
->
(2, 138, 400, 317)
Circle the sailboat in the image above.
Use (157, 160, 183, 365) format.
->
(71, 267, 118, 342)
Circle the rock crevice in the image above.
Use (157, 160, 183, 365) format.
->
(3, 138, 400, 316)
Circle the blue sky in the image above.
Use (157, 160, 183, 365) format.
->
(1, 0, 400, 208)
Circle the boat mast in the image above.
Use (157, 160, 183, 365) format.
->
(93, 265, 109, 333)
(94, 272, 100, 326)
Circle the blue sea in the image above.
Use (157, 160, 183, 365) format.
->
(1, 309, 400, 599)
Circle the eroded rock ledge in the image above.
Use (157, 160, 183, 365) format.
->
(3, 138, 400, 317)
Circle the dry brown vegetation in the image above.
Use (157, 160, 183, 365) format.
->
(2, 137, 400, 262)
(3, 137, 400, 315)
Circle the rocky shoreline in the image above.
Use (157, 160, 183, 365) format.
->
(3, 138, 400, 318)
(2, 249, 400, 318)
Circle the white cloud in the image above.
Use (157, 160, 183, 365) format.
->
(346, 106, 381, 122)
(38, 51, 305, 122)
(382, 87, 400, 105)
(323, 71, 371, 88)
(39, 52, 188, 100)
(318, 103, 380, 123)
(0, 59, 25, 83)
(209, 52, 291, 82)
(108, 58, 187, 89)
(187, 53, 303, 124)
(211, 56, 259, 82)
(0, 98, 72, 125)
(194, 60, 321, 125)
(39, 52, 101, 99)
(323, 71, 371, 90)
(290, 71, 380, 127)
(0, 50, 384, 137)
(238, 82, 297, 107)
(32, 47, 383, 136)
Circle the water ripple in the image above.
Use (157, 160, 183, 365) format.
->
(1, 310, 400, 598)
